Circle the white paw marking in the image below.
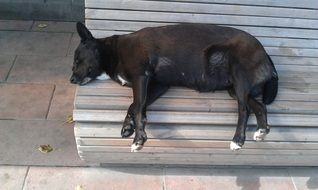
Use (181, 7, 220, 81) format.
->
(131, 143, 143, 152)
(253, 129, 267, 141)
(96, 72, 110, 80)
(230, 141, 241, 151)
(117, 75, 128, 86)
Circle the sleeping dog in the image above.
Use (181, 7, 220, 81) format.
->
(70, 22, 278, 152)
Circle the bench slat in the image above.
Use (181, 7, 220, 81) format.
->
(87, 20, 318, 39)
(76, 138, 318, 150)
(78, 146, 318, 155)
(73, 110, 318, 127)
(79, 152, 318, 166)
(75, 96, 318, 115)
(159, 0, 318, 9)
(86, 9, 318, 29)
(75, 81, 318, 102)
(85, 0, 318, 19)
(75, 123, 318, 142)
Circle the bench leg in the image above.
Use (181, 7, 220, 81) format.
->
(248, 97, 270, 141)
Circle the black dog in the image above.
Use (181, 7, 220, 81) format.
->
(70, 22, 278, 152)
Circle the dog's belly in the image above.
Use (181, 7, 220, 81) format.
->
(153, 57, 231, 92)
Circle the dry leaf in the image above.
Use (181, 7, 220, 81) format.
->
(38, 144, 53, 153)
(65, 115, 74, 124)
(75, 185, 83, 190)
(37, 23, 48, 28)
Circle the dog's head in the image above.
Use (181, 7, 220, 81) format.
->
(70, 22, 107, 85)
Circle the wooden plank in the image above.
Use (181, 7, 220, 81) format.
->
(159, 0, 318, 9)
(73, 109, 318, 127)
(75, 96, 318, 115)
(85, 9, 318, 29)
(75, 123, 318, 142)
(265, 47, 318, 58)
(87, 20, 318, 39)
(76, 138, 318, 150)
(88, 32, 318, 58)
(85, 0, 318, 19)
(272, 56, 318, 66)
(75, 81, 318, 102)
(80, 152, 318, 166)
(78, 146, 318, 155)
(85, 21, 318, 49)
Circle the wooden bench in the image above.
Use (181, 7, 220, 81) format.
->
(73, 0, 318, 166)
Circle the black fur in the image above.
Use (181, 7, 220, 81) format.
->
(71, 22, 279, 150)
(262, 54, 279, 105)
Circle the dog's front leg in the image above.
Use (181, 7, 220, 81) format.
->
(127, 76, 150, 152)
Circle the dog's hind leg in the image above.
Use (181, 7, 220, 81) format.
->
(248, 97, 270, 141)
(230, 73, 250, 150)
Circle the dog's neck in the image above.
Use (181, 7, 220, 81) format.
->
(97, 35, 119, 79)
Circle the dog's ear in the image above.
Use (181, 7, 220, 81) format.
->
(76, 22, 93, 41)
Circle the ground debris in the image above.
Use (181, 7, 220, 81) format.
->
(37, 23, 48, 28)
(75, 185, 83, 190)
(65, 115, 74, 124)
(38, 144, 53, 153)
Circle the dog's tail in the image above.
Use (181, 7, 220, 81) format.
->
(262, 54, 279, 105)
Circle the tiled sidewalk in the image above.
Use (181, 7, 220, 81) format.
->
(0, 20, 318, 190)
(1, 166, 318, 190)
(0, 20, 83, 166)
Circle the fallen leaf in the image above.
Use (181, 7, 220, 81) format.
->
(37, 23, 48, 28)
(75, 185, 83, 190)
(65, 115, 74, 124)
(38, 144, 53, 153)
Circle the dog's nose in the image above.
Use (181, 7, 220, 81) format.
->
(70, 76, 77, 84)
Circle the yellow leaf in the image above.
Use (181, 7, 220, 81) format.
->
(65, 115, 74, 124)
(75, 185, 83, 190)
(38, 144, 53, 153)
(37, 23, 48, 28)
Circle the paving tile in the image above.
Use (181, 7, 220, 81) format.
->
(0, 120, 86, 166)
(0, 55, 15, 82)
(0, 166, 28, 190)
(0, 20, 33, 31)
(47, 85, 76, 120)
(0, 83, 54, 120)
(165, 167, 295, 190)
(0, 31, 71, 56)
(7, 55, 73, 84)
(289, 167, 318, 190)
(31, 21, 76, 32)
(24, 166, 163, 190)
(67, 33, 80, 55)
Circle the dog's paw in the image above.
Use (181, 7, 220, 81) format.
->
(253, 128, 269, 141)
(131, 143, 143, 152)
(230, 135, 245, 151)
(121, 115, 135, 138)
(131, 130, 147, 152)
(230, 141, 242, 151)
